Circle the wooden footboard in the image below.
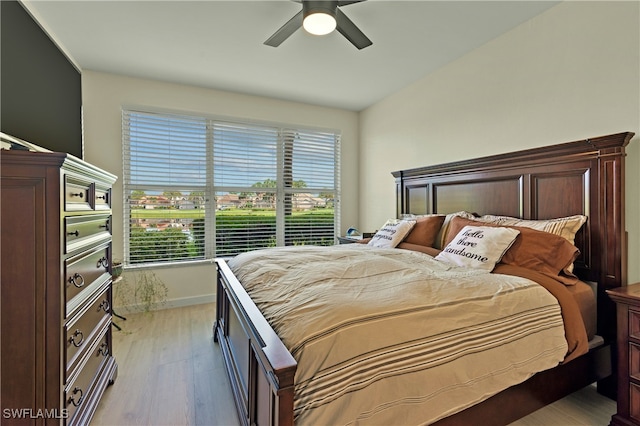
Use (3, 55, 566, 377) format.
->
(214, 258, 296, 426)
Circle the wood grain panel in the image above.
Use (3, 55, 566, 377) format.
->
(405, 183, 429, 215)
(531, 167, 591, 271)
(532, 170, 588, 219)
(0, 179, 45, 417)
(433, 178, 522, 217)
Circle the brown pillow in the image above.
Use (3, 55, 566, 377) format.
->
(403, 215, 445, 247)
(445, 216, 580, 284)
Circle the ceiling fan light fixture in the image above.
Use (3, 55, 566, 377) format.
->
(302, 2, 337, 36)
(303, 12, 336, 35)
(264, 0, 372, 49)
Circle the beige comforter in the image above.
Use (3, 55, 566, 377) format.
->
(228, 245, 582, 425)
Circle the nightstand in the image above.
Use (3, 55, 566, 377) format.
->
(337, 236, 362, 244)
(608, 283, 640, 425)
(337, 232, 374, 244)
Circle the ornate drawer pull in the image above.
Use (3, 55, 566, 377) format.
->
(67, 230, 80, 237)
(98, 300, 111, 313)
(68, 329, 84, 347)
(69, 192, 84, 199)
(68, 273, 85, 288)
(96, 195, 107, 200)
(68, 387, 84, 407)
(97, 257, 109, 268)
(98, 342, 109, 357)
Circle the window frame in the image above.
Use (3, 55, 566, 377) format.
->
(122, 108, 341, 268)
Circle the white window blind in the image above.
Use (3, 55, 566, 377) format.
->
(123, 109, 340, 266)
(213, 122, 279, 255)
(123, 111, 211, 265)
(282, 129, 338, 248)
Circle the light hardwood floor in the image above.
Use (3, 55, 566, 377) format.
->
(91, 304, 616, 426)
(91, 303, 239, 426)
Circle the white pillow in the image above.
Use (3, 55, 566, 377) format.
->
(435, 211, 476, 249)
(368, 219, 416, 248)
(435, 225, 520, 271)
(474, 214, 586, 245)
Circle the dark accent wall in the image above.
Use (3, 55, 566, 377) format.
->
(1, 0, 83, 157)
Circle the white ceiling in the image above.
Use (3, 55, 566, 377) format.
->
(22, 0, 560, 111)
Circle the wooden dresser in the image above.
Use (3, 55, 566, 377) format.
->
(608, 283, 640, 426)
(1, 147, 117, 425)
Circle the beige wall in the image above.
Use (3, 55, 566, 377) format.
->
(82, 71, 359, 309)
(359, 1, 640, 283)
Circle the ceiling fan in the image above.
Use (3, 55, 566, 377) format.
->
(264, 0, 372, 50)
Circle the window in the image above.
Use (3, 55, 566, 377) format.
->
(123, 109, 340, 266)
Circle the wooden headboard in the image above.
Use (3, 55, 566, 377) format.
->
(392, 132, 634, 341)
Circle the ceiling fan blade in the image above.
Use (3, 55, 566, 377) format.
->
(264, 10, 304, 47)
(335, 8, 372, 49)
(337, 0, 366, 6)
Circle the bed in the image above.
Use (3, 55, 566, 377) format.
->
(214, 131, 634, 425)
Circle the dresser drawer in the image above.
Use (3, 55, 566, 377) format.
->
(631, 382, 640, 423)
(94, 183, 111, 211)
(65, 329, 111, 423)
(65, 214, 111, 254)
(65, 176, 92, 211)
(631, 342, 640, 384)
(631, 309, 640, 341)
(66, 284, 111, 376)
(65, 243, 111, 316)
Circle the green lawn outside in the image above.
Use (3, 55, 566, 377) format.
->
(130, 208, 205, 219)
(129, 207, 335, 263)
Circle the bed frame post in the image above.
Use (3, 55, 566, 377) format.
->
(590, 134, 632, 397)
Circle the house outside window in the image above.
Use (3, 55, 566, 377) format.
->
(122, 109, 341, 266)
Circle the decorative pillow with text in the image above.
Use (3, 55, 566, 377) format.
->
(435, 225, 520, 271)
(368, 219, 416, 248)
(444, 216, 581, 284)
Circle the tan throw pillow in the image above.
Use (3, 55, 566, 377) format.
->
(474, 214, 587, 273)
(368, 219, 416, 248)
(435, 225, 520, 271)
(403, 215, 446, 247)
